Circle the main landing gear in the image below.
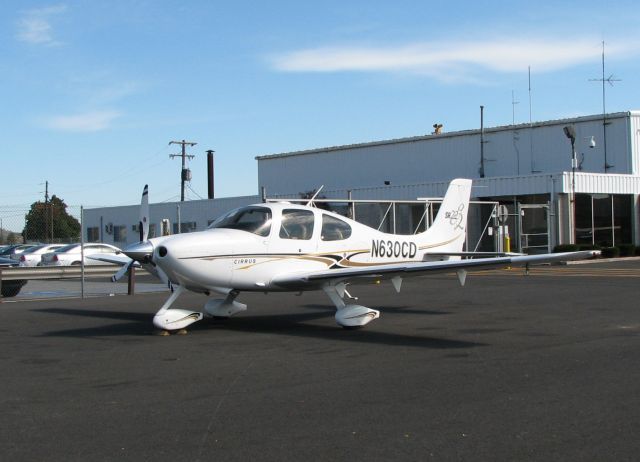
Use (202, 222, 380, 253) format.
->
(152, 284, 379, 334)
(323, 284, 380, 329)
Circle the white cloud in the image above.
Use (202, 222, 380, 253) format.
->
(44, 110, 121, 132)
(16, 4, 67, 46)
(270, 38, 640, 82)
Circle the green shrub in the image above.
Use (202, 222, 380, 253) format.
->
(601, 247, 620, 258)
(578, 244, 601, 251)
(554, 244, 579, 253)
(618, 244, 636, 257)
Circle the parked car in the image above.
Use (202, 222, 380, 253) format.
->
(18, 244, 66, 267)
(0, 244, 39, 260)
(0, 256, 27, 297)
(40, 243, 121, 266)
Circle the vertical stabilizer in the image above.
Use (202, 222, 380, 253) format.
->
(419, 179, 472, 254)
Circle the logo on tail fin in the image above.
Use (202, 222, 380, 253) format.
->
(445, 203, 465, 231)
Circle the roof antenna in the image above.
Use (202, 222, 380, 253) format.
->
(305, 185, 324, 207)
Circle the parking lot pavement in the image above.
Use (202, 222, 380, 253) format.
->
(1, 261, 639, 461)
(1, 276, 168, 301)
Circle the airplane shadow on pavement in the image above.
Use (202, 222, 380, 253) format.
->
(34, 305, 486, 350)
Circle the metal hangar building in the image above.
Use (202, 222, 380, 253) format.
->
(256, 111, 640, 252)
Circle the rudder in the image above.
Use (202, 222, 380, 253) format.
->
(419, 178, 472, 253)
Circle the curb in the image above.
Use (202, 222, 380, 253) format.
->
(566, 256, 640, 265)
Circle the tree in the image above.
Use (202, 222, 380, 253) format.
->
(299, 189, 330, 211)
(7, 232, 21, 244)
(23, 195, 80, 242)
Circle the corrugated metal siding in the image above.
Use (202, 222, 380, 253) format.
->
(631, 113, 640, 174)
(572, 173, 640, 194)
(269, 173, 640, 202)
(258, 113, 634, 197)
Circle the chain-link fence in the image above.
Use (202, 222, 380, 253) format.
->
(0, 204, 168, 300)
(2, 192, 500, 300)
(0, 204, 83, 245)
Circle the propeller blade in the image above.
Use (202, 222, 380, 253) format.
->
(139, 184, 149, 242)
(111, 261, 133, 282)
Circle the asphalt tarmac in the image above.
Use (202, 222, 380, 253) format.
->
(1, 261, 639, 461)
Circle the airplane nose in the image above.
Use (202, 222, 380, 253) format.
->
(123, 241, 154, 262)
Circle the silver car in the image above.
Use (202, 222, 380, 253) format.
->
(40, 243, 121, 266)
(18, 244, 66, 267)
(2, 244, 39, 260)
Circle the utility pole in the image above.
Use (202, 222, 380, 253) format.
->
(169, 140, 197, 201)
(563, 126, 577, 244)
(41, 180, 54, 242)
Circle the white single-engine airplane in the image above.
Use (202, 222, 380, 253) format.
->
(95, 179, 598, 332)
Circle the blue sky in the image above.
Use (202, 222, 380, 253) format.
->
(2, 0, 640, 210)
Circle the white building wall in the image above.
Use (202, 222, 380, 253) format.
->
(630, 113, 640, 174)
(257, 112, 636, 197)
(84, 195, 260, 247)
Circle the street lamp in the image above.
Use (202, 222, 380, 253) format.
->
(563, 125, 577, 244)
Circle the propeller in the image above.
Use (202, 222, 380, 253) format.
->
(139, 184, 149, 242)
(110, 184, 174, 289)
(111, 262, 132, 283)
(111, 184, 157, 283)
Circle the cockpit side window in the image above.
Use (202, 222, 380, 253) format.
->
(321, 214, 352, 241)
(208, 207, 272, 236)
(280, 209, 314, 240)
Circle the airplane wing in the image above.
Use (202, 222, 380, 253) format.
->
(271, 250, 599, 290)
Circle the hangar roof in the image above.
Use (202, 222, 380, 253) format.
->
(256, 111, 640, 161)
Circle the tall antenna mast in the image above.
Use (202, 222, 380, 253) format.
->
(511, 90, 519, 125)
(512, 90, 520, 175)
(528, 66, 539, 173)
(589, 41, 620, 171)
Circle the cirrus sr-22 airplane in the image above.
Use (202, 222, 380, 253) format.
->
(94, 179, 598, 333)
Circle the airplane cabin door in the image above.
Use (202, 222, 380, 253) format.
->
(268, 208, 318, 262)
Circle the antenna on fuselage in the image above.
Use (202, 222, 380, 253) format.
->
(305, 185, 325, 207)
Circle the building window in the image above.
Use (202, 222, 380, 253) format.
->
(86, 227, 99, 242)
(113, 225, 127, 243)
(130, 223, 156, 239)
(575, 194, 632, 247)
(173, 222, 197, 234)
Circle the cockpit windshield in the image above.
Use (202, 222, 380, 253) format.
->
(208, 206, 272, 236)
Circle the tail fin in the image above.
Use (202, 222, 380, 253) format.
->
(419, 178, 472, 253)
